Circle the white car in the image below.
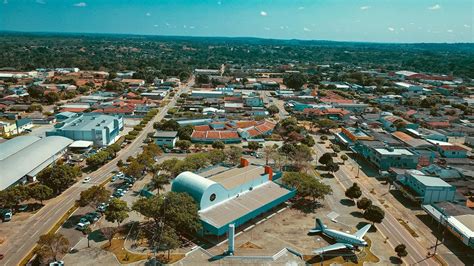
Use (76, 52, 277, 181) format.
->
(75, 221, 90, 231)
(83, 176, 91, 183)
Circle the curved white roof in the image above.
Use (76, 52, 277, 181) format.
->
(171, 171, 217, 203)
(0, 136, 73, 190)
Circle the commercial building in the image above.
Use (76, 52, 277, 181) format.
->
(46, 113, 123, 146)
(354, 141, 419, 171)
(153, 131, 178, 148)
(171, 160, 295, 235)
(397, 171, 456, 204)
(0, 136, 73, 190)
(423, 202, 474, 248)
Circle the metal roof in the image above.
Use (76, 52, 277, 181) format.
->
(0, 136, 73, 190)
(171, 171, 220, 204)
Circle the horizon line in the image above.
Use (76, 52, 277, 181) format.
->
(1, 30, 473, 45)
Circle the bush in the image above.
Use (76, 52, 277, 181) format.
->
(129, 130, 139, 136)
(125, 134, 136, 140)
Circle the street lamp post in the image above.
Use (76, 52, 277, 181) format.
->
(433, 207, 446, 256)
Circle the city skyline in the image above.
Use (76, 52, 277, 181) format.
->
(1, 0, 473, 43)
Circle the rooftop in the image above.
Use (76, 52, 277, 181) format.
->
(199, 182, 292, 229)
(204, 164, 265, 190)
(410, 174, 452, 187)
(375, 148, 414, 156)
(154, 131, 178, 138)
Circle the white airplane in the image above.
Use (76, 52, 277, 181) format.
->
(309, 218, 371, 255)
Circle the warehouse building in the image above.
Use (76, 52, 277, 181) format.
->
(46, 113, 123, 146)
(396, 171, 456, 204)
(0, 136, 73, 190)
(171, 159, 295, 236)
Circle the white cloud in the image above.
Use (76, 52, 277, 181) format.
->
(428, 4, 441, 10)
(36, 0, 46, 4)
(260, 11, 267, 16)
(165, 22, 171, 27)
(73, 2, 87, 7)
(264, 27, 270, 31)
(388, 27, 395, 32)
(360, 6, 370, 10)
(217, 1, 222, 5)
(153, 24, 158, 28)
(303, 27, 311, 32)
(464, 24, 471, 28)
(3, 0, 8, 4)
(447, 29, 453, 33)
(189, 26, 195, 29)
(298, 6, 305, 10)
(146, 12, 151, 16)
(400, 27, 405, 31)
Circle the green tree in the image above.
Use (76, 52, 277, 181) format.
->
(364, 205, 385, 224)
(150, 174, 169, 194)
(247, 141, 260, 151)
(318, 152, 334, 166)
(282, 172, 332, 205)
(302, 135, 315, 147)
(78, 185, 111, 207)
(267, 105, 279, 115)
(100, 227, 117, 247)
(395, 244, 408, 260)
(28, 184, 53, 204)
(357, 197, 372, 210)
(84, 226, 92, 248)
(86, 150, 110, 169)
(320, 135, 328, 141)
(326, 161, 340, 174)
(161, 226, 180, 260)
(45, 92, 60, 104)
(345, 183, 362, 203)
(212, 141, 225, 150)
(37, 164, 80, 194)
(340, 154, 349, 164)
(36, 233, 70, 262)
(123, 159, 145, 178)
(154, 119, 180, 131)
(177, 125, 194, 141)
(263, 145, 278, 165)
(0, 186, 30, 209)
(225, 146, 243, 165)
(176, 140, 192, 151)
(27, 85, 44, 99)
(105, 198, 130, 227)
(283, 73, 306, 90)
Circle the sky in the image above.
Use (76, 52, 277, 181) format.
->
(0, 0, 473, 43)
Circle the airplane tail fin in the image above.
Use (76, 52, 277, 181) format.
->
(309, 218, 325, 233)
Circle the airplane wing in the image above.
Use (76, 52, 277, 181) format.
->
(312, 243, 353, 255)
(354, 224, 371, 239)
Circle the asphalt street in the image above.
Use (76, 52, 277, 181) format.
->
(0, 80, 191, 266)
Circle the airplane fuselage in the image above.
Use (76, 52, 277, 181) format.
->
(323, 229, 368, 247)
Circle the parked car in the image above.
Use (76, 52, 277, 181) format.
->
(75, 221, 90, 231)
(0, 209, 12, 222)
(83, 176, 91, 183)
(49, 261, 64, 266)
(84, 212, 101, 223)
(111, 176, 117, 182)
(97, 202, 109, 212)
(17, 204, 28, 212)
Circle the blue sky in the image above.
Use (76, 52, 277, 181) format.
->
(1, 0, 472, 43)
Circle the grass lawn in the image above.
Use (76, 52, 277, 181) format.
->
(102, 238, 148, 264)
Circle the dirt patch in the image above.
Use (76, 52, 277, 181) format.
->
(239, 241, 263, 249)
(101, 238, 148, 264)
(397, 219, 419, 238)
(156, 253, 186, 264)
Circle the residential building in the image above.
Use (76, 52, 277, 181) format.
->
(437, 144, 468, 158)
(355, 141, 419, 171)
(0, 121, 17, 136)
(46, 113, 123, 146)
(15, 118, 33, 133)
(380, 115, 418, 132)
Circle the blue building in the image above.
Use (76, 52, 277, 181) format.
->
(171, 160, 295, 236)
(354, 141, 419, 171)
(397, 171, 456, 204)
(47, 113, 123, 146)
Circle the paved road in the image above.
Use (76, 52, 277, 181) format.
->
(0, 80, 191, 266)
(261, 91, 288, 119)
(313, 139, 438, 266)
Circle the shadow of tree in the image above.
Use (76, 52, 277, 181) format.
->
(356, 221, 377, 232)
(89, 229, 107, 242)
(62, 214, 83, 229)
(321, 173, 335, 178)
(340, 199, 355, 206)
(390, 256, 402, 264)
(350, 211, 364, 218)
(290, 199, 324, 214)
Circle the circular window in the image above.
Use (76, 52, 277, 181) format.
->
(210, 193, 216, 202)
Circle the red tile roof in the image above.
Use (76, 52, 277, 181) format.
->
(60, 107, 88, 113)
(426, 121, 450, 128)
(194, 125, 211, 131)
(191, 130, 240, 140)
(439, 145, 466, 151)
